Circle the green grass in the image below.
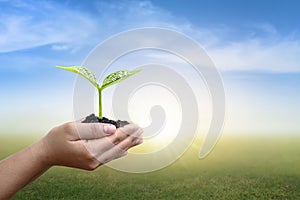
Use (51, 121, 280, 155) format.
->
(1, 135, 299, 199)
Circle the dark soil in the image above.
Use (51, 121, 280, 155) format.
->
(82, 113, 129, 128)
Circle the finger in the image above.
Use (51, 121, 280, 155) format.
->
(84, 134, 142, 164)
(75, 122, 116, 140)
(118, 123, 141, 136)
(98, 146, 128, 164)
(80, 127, 139, 160)
(107, 124, 144, 145)
(82, 125, 143, 163)
(131, 137, 143, 148)
(82, 137, 115, 160)
(116, 128, 144, 151)
(106, 129, 128, 145)
(81, 125, 140, 159)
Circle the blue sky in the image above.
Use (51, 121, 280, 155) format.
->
(153, 0, 300, 34)
(0, 0, 299, 135)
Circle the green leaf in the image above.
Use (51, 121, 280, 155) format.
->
(56, 66, 99, 88)
(101, 69, 142, 90)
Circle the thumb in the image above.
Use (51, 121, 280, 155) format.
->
(75, 122, 116, 140)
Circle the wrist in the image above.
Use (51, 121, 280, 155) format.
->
(29, 138, 53, 170)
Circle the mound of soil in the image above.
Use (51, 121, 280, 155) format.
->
(82, 113, 129, 128)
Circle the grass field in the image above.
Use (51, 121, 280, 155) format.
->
(1, 135, 299, 199)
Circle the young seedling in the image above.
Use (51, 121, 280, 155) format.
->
(56, 66, 141, 120)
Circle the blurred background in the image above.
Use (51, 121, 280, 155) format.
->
(1, 1, 299, 199)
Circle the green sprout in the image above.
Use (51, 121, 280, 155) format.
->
(57, 66, 141, 119)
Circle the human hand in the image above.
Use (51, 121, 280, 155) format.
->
(39, 121, 143, 170)
(0, 121, 142, 199)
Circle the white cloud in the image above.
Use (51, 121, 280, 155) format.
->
(0, 0, 179, 53)
(208, 37, 300, 73)
(0, 0, 300, 73)
(89, 1, 300, 73)
(51, 44, 70, 51)
(0, 0, 98, 52)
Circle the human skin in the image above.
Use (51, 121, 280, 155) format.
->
(0, 121, 143, 199)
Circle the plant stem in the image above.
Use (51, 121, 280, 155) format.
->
(98, 88, 102, 119)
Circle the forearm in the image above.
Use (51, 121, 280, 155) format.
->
(0, 139, 50, 199)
